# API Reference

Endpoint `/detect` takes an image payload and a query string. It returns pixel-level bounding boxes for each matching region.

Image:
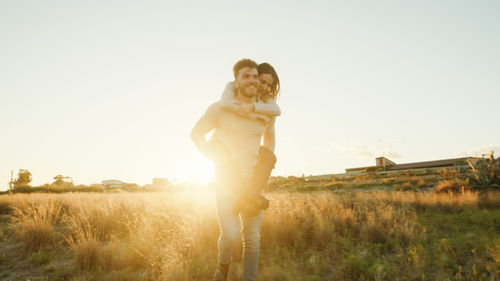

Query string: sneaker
[213,262,230,281]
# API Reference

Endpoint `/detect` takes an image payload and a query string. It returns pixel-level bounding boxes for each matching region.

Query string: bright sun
[178,155,214,184]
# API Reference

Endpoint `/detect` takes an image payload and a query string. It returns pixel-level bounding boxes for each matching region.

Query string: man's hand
[233,101,255,115]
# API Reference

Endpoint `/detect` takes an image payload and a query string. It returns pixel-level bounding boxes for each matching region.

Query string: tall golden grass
[0,190,498,280]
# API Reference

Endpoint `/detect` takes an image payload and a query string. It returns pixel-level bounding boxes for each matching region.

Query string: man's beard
[242,91,255,98]
[240,85,257,98]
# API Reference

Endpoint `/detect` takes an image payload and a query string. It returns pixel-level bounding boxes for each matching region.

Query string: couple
[191,58,281,281]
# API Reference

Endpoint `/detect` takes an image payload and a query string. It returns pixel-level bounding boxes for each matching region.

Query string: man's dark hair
[258,62,280,100]
[233,58,258,79]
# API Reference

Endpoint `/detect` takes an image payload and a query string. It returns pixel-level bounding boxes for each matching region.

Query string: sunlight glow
[176,155,214,184]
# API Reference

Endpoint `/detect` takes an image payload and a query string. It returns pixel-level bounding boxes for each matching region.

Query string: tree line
[4,169,162,194]
[9,169,76,190]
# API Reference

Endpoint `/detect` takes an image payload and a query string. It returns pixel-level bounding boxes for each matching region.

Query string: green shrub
[467,155,500,189]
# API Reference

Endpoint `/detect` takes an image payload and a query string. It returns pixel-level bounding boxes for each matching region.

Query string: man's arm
[220,82,281,117]
[262,118,276,152]
[190,103,226,162]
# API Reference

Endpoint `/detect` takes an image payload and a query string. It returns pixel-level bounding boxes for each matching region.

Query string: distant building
[345,156,482,174]
[101,180,124,188]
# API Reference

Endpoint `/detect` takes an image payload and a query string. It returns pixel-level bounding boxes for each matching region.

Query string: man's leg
[241,211,264,281]
[215,190,241,265]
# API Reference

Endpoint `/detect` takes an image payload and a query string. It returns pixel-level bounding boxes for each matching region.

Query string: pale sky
[1,0,499,189]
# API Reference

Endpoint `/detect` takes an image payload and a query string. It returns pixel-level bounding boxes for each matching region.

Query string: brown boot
[233,147,276,216]
[213,262,230,281]
[240,192,269,217]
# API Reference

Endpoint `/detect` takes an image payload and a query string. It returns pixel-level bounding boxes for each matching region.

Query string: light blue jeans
[215,186,264,281]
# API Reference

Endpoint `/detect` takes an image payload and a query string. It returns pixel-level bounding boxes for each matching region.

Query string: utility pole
[9,170,14,190]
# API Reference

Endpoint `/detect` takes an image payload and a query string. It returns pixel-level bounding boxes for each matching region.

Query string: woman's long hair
[258,63,280,101]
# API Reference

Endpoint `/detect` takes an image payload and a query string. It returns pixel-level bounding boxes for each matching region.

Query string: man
[191,59,272,281]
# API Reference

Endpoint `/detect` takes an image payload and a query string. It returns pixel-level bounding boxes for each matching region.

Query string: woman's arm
[253,97,281,117]
[220,82,281,117]
[220,82,259,119]
[220,82,239,111]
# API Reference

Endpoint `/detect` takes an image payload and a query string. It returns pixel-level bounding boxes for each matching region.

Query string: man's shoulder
[203,101,223,118]
[206,101,222,113]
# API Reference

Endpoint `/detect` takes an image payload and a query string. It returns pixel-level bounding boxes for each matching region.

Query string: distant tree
[14,169,32,188]
[51,175,75,189]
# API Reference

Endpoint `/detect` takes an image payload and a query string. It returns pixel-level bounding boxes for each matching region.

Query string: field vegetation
[269,168,459,192]
[1,157,498,280]
[0,189,498,280]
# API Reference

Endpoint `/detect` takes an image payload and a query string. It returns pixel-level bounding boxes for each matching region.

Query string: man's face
[235,67,258,98]
[258,73,274,96]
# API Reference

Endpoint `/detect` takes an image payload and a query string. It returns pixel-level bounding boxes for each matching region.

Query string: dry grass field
[0,190,499,280]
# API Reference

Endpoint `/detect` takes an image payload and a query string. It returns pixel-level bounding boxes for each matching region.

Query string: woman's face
[258,73,274,96]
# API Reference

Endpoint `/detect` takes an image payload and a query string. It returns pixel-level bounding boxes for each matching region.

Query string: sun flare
[177,155,214,184]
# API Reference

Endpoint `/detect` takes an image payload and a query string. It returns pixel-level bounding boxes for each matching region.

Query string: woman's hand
[233,101,255,115]
[256,114,270,124]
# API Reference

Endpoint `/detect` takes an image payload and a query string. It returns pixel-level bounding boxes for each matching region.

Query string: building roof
[345,166,376,171]
[386,157,470,171]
